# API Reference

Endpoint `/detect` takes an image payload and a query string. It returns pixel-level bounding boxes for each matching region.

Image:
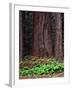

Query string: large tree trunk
[32,12,53,57]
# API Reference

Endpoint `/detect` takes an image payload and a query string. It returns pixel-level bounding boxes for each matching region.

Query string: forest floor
[19,56,64,79]
[19,72,64,79]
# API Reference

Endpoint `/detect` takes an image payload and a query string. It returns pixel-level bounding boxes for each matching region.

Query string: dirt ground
[19,72,64,79]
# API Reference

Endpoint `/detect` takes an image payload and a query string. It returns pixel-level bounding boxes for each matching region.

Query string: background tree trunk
[19,11,23,59]
[38,12,45,56]
[43,13,53,57]
[55,13,63,59]
[32,12,39,56]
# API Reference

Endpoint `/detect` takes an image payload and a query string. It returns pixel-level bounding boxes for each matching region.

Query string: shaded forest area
[19,11,64,79]
[19,11,64,60]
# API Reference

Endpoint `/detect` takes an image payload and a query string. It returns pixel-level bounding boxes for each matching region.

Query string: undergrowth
[19,56,64,77]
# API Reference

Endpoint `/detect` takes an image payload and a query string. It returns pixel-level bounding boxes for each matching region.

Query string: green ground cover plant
[19,56,64,78]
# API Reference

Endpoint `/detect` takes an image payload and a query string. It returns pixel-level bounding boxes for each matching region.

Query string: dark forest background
[19,11,64,61]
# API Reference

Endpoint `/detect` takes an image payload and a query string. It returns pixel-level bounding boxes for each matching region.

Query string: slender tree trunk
[19,11,23,59]
[32,12,39,56]
[55,13,63,59]
[38,12,45,57]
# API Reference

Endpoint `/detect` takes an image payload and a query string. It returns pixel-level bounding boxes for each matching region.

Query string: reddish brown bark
[32,12,53,57]
[38,12,45,56]
[43,13,53,57]
[55,13,63,59]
